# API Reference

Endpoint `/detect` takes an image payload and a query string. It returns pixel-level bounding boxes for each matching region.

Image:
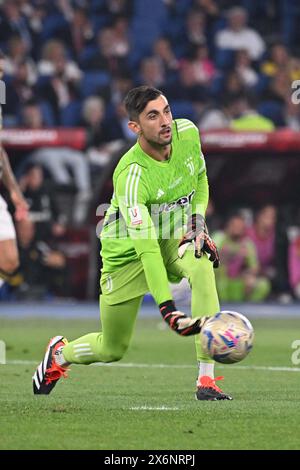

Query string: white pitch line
[129,406,180,411]
[5,360,300,372]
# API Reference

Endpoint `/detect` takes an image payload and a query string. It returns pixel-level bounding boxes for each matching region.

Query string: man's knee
[0,256,19,274]
[188,256,214,282]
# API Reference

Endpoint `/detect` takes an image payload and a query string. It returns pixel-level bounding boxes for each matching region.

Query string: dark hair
[124,86,163,120]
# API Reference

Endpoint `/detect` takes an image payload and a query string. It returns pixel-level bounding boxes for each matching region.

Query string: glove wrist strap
[188,213,205,232]
[159,300,176,319]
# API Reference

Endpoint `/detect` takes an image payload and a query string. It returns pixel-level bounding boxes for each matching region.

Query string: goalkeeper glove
[159,300,208,336]
[178,214,220,268]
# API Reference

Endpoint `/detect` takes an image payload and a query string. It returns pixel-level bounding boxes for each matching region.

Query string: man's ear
[128,120,141,135]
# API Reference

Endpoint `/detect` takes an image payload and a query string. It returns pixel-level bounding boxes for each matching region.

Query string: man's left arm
[191,168,209,218]
[179,164,220,267]
[0,147,29,220]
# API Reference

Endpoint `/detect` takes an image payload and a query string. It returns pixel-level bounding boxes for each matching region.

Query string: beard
[143,131,172,148]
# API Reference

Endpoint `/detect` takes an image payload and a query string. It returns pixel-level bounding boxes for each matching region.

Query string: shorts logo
[106,276,113,293]
[129,205,143,225]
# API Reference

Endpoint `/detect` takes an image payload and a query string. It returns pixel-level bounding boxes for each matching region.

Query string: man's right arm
[116,164,204,336]
[116,164,172,306]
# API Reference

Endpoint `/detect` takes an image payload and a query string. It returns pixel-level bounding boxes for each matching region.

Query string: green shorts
[100,239,182,305]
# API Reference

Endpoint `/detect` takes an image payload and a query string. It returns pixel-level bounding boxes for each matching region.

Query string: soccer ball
[200,311,254,364]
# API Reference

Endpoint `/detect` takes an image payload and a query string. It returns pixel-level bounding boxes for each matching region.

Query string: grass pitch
[0,316,300,450]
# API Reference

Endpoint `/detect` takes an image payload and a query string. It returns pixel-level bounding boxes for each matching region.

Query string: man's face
[27,167,43,190]
[22,105,43,128]
[131,95,173,147]
[229,11,247,31]
[227,217,246,241]
[257,206,277,230]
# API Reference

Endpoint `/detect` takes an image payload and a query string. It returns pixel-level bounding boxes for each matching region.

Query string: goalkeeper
[33,86,232,401]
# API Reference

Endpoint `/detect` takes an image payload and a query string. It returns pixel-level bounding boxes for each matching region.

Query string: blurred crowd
[1,0,300,302]
[173,203,300,304]
[1,0,300,131]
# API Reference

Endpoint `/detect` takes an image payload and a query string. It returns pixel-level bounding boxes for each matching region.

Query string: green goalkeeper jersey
[100,118,209,305]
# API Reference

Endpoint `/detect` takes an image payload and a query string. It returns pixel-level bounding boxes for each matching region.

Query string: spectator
[20,99,45,128]
[215,6,266,61]
[139,57,165,88]
[213,213,271,302]
[153,37,179,75]
[81,96,110,147]
[165,59,207,103]
[198,95,242,130]
[281,0,300,54]
[20,101,92,225]
[288,230,300,300]
[230,93,275,131]
[81,96,129,167]
[193,0,219,16]
[0,0,33,51]
[223,70,246,97]
[261,43,290,77]
[37,39,82,81]
[192,0,220,49]
[16,157,69,298]
[185,9,207,48]
[111,16,130,58]
[261,42,300,83]
[113,102,137,142]
[83,26,128,76]
[104,0,133,19]
[15,216,68,300]
[247,205,277,281]
[59,6,95,60]
[110,73,134,106]
[234,49,258,88]
[189,44,216,86]
[17,0,46,58]
[4,34,36,83]
[263,71,292,106]
[37,39,82,123]
[4,59,37,125]
[19,164,67,241]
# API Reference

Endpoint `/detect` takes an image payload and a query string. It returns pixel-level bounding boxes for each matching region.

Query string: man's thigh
[100,294,144,355]
[100,259,149,305]
[0,204,16,243]
[0,239,19,271]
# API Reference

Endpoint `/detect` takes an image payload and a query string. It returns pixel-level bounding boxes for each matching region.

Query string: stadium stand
[0,0,300,302]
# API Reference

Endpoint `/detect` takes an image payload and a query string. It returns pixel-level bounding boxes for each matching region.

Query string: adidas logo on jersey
[156,189,165,199]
